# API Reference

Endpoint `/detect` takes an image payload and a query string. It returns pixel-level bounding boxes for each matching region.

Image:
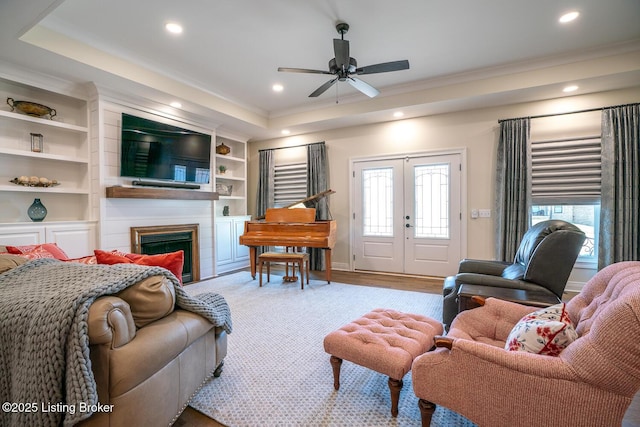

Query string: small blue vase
[28,198,47,222]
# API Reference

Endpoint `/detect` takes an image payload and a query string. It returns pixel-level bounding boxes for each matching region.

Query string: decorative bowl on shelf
[215,143,231,155]
[10,176,60,187]
[216,183,233,196]
[7,98,57,119]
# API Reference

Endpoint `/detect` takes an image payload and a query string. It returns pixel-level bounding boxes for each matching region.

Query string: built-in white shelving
[0,76,91,225]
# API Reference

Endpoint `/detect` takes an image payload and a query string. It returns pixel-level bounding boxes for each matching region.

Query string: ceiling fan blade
[333,39,350,69]
[309,77,339,97]
[347,77,380,98]
[278,67,333,75]
[356,60,410,75]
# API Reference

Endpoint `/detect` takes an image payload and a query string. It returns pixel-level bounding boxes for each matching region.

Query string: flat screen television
[120,113,211,184]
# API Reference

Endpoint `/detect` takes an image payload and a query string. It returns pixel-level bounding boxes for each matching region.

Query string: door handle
[405,223,412,228]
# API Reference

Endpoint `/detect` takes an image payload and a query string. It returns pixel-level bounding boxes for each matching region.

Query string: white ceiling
[1,0,639,140]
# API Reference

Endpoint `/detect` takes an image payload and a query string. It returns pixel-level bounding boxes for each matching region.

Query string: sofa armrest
[88,296,136,348]
[451,297,540,340]
[457,259,511,275]
[454,273,557,293]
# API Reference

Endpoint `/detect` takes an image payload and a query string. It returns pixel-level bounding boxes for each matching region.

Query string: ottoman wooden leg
[388,377,403,417]
[418,399,436,427]
[329,355,342,390]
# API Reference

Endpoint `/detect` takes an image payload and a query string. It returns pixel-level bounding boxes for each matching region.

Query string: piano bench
[258,252,310,289]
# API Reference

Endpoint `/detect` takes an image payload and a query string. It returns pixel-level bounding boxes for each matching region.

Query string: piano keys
[239,205,337,283]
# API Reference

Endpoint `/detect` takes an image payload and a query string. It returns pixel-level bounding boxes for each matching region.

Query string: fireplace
[130,224,200,284]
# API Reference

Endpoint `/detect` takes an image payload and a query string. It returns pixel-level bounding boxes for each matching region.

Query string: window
[530,115,601,263]
[273,162,307,207]
[173,165,186,181]
[362,167,394,236]
[414,163,449,239]
[195,168,210,183]
[531,204,599,259]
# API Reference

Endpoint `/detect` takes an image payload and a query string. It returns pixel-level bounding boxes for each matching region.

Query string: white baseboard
[565,280,586,294]
[331,262,350,271]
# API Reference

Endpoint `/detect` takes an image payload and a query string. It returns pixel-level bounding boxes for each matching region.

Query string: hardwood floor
[175,268,640,426]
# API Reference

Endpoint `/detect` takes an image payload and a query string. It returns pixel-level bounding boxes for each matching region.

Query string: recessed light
[559,11,579,23]
[170,101,182,108]
[272,84,284,92]
[165,22,183,34]
[281,129,291,135]
[563,85,579,93]
[393,111,404,118]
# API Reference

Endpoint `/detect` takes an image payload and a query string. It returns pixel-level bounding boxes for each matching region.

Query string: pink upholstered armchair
[412,261,640,427]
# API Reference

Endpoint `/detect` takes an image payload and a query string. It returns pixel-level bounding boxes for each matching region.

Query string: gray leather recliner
[442,220,586,329]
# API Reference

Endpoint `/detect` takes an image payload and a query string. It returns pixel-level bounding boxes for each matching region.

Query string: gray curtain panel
[256,149,274,219]
[255,149,275,256]
[307,142,329,270]
[599,104,640,268]
[495,118,531,262]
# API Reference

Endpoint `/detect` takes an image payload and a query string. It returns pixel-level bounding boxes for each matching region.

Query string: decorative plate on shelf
[10,176,60,187]
[7,98,57,119]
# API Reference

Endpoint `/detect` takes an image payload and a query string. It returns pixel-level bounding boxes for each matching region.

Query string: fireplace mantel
[106,186,219,201]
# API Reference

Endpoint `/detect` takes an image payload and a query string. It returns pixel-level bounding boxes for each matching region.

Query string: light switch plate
[479,209,491,218]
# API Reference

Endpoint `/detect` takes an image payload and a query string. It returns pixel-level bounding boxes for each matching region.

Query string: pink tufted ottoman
[323,308,443,417]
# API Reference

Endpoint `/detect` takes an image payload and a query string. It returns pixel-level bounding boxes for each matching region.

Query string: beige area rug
[185,271,475,427]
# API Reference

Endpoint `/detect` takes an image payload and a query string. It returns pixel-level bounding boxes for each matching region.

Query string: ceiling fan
[278,22,410,98]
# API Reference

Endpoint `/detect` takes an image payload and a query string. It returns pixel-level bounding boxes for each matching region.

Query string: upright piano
[239,190,337,283]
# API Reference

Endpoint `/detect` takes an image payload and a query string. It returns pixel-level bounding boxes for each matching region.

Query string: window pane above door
[362,167,393,236]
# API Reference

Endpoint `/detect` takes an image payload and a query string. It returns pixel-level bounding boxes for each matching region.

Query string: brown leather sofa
[79,274,228,426]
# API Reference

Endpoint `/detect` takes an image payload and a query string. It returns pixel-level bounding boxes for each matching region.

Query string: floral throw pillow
[64,255,98,265]
[504,303,578,356]
[6,243,69,260]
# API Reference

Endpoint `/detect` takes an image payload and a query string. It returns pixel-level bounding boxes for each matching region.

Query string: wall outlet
[479,209,491,218]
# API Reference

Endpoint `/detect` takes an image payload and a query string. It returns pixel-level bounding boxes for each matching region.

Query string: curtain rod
[498,102,639,123]
[258,141,324,152]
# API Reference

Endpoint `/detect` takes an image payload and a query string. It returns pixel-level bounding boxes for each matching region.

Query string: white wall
[248,86,640,289]
[95,100,217,279]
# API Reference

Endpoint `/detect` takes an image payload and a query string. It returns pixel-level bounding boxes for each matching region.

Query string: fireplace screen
[130,224,200,283]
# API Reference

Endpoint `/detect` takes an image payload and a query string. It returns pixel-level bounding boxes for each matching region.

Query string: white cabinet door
[215,215,251,274]
[215,219,235,265]
[0,222,96,259]
[0,226,45,246]
[45,223,97,258]
[233,218,250,262]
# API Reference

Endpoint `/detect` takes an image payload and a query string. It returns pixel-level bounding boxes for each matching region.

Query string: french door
[353,153,462,277]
